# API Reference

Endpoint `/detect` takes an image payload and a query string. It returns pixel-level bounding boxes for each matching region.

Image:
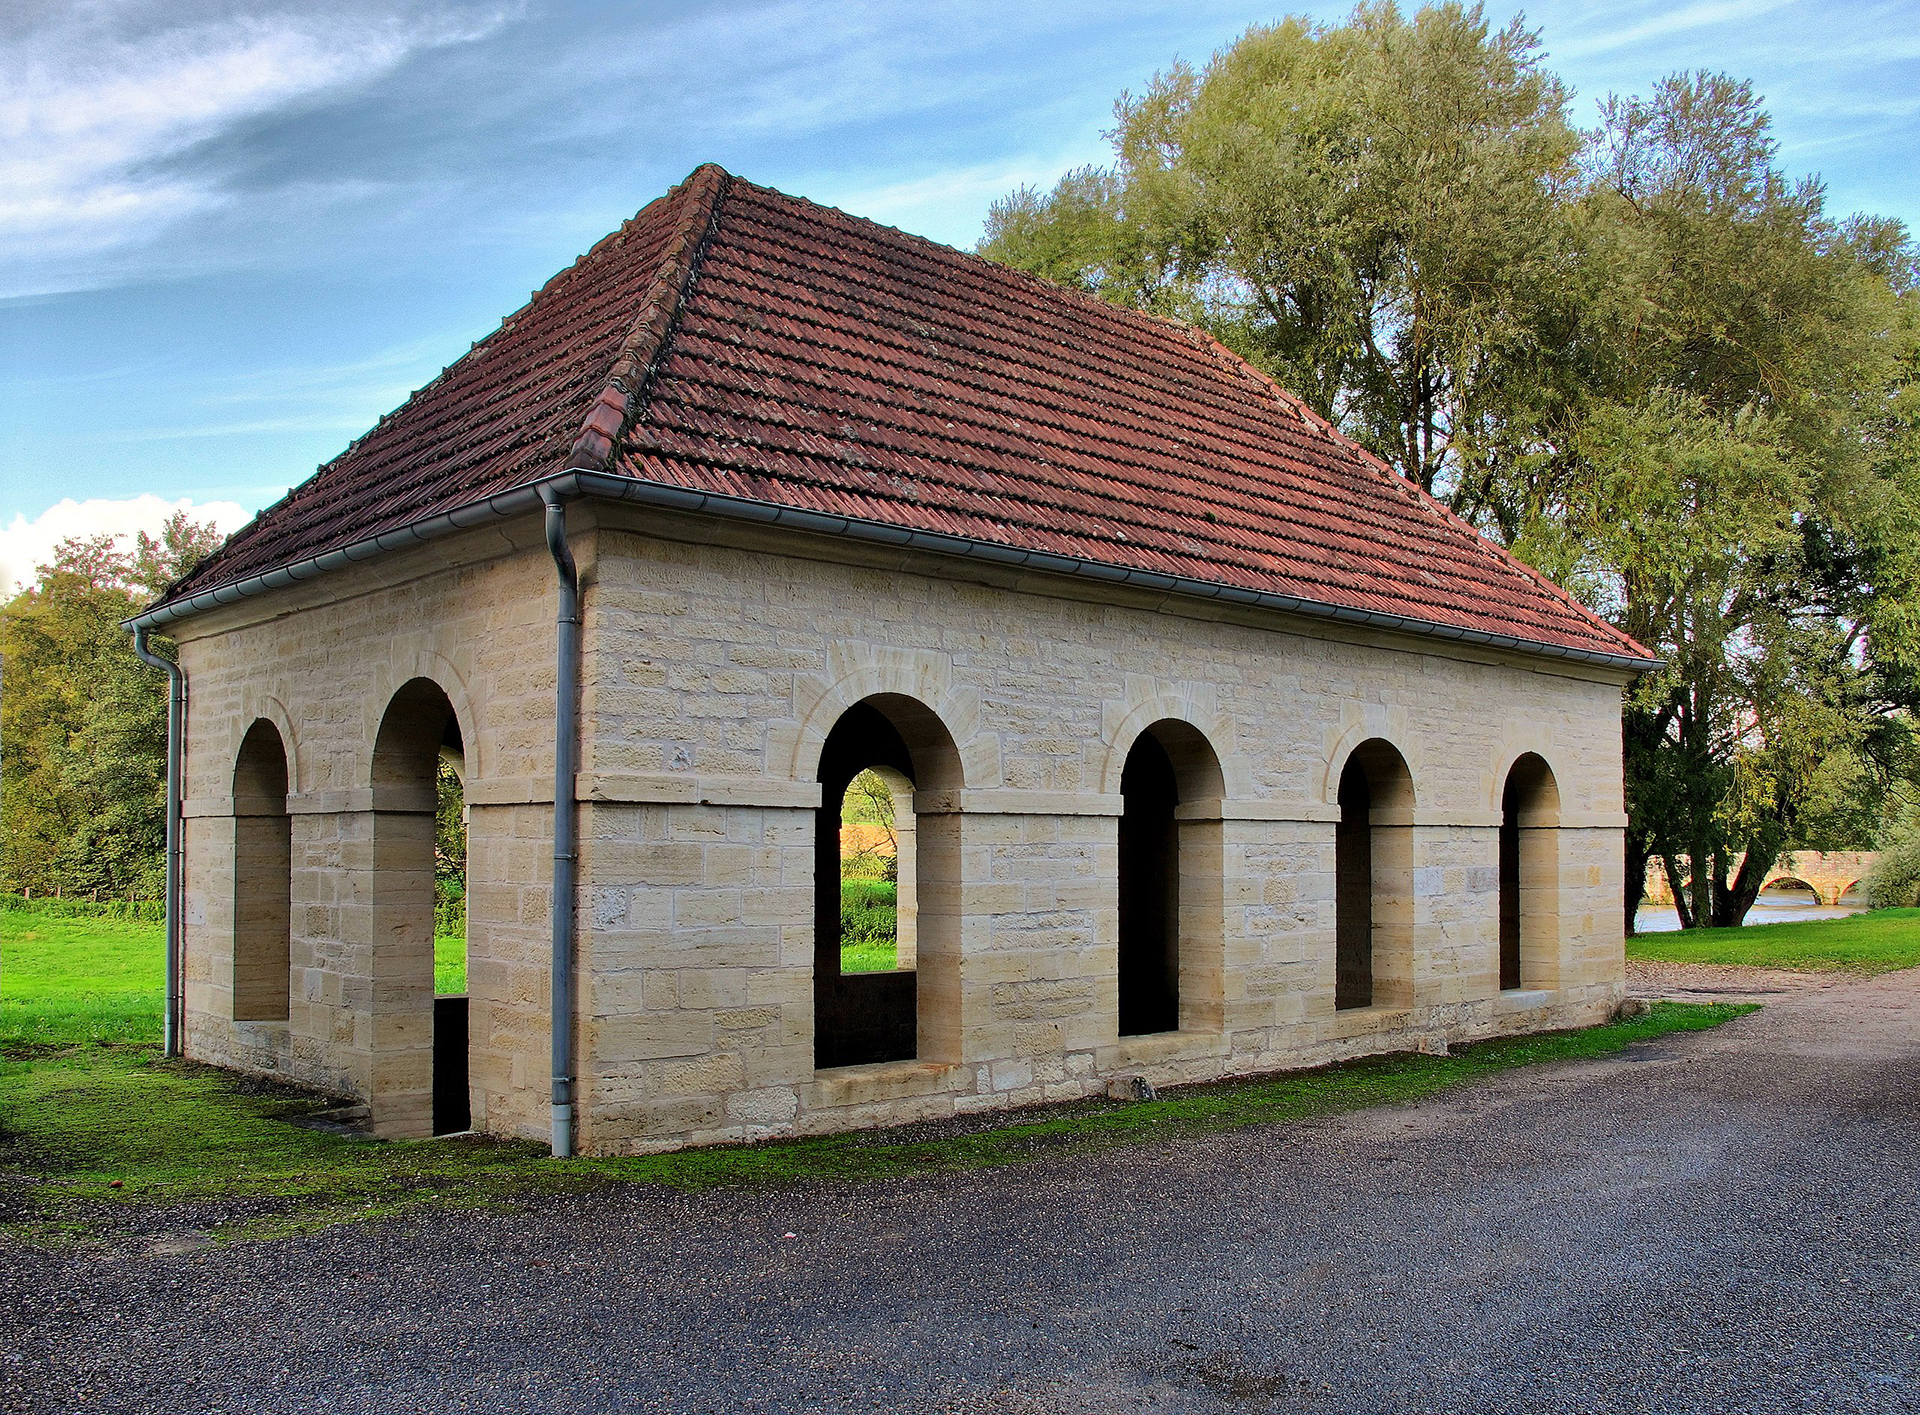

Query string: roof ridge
[564,163,732,472]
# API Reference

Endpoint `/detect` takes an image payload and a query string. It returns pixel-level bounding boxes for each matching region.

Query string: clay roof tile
[157,165,1648,664]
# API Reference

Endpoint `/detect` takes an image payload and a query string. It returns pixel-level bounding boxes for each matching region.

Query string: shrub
[434,879,467,939]
[1,892,164,923]
[1867,832,1920,909]
[840,879,897,945]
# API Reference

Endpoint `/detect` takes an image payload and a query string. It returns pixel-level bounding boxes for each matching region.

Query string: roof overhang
[129,470,1663,674]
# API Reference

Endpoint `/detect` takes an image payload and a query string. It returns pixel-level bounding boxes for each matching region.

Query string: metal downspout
[131,626,185,1058]
[541,487,581,1157]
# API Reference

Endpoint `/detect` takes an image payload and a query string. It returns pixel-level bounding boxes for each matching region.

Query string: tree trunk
[1624,833,1651,936]
[1714,848,1777,928]
[1688,842,1712,930]
[1663,854,1694,930]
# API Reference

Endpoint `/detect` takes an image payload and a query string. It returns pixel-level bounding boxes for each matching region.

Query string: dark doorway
[815,703,919,1069]
[370,678,468,1136]
[1335,758,1374,1010]
[1498,785,1521,991]
[1118,732,1180,1036]
[1498,754,1559,992]
[433,718,469,1133]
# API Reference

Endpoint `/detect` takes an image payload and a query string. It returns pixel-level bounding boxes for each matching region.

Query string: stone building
[132,165,1655,1156]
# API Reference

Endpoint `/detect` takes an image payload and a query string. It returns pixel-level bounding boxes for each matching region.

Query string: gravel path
[4,971,1918,1415]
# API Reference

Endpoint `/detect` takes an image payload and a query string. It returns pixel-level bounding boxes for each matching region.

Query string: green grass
[1,913,469,1052]
[1628,907,1920,974]
[434,936,466,995]
[0,902,1770,1245]
[0,1000,1754,1244]
[1,912,164,1047]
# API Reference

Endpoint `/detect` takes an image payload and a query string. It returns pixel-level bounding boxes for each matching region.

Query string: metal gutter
[129,626,186,1057]
[131,470,1659,672]
[561,471,1663,674]
[126,483,551,632]
[539,486,582,1159]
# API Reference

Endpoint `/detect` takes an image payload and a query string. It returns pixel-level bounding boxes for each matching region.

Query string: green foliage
[0,999,1749,1243]
[982,2,1580,493]
[434,880,467,946]
[1866,800,1920,908]
[435,758,465,888]
[1626,907,1920,973]
[2,893,164,923]
[0,514,222,898]
[839,879,898,973]
[982,8,1920,931]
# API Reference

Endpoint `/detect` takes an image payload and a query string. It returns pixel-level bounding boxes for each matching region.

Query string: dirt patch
[1626,957,1845,1003]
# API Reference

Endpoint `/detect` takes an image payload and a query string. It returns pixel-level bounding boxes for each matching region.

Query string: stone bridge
[1643,851,1877,908]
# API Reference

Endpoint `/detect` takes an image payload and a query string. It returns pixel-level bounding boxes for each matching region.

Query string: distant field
[1627,907,1920,974]
[1,907,466,1048]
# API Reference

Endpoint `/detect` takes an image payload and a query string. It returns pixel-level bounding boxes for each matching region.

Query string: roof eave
[129,469,1660,672]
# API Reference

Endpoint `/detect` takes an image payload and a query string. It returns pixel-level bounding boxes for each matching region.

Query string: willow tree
[982,1,1581,497]
[982,8,1920,930]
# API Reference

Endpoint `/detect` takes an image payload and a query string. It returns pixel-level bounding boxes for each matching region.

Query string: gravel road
[4,969,1917,1415]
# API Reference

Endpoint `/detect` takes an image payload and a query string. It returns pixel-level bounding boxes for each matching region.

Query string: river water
[1633,888,1865,934]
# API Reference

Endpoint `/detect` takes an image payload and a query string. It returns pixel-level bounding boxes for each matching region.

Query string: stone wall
[173,523,563,1142]
[565,507,1631,1153]
[169,504,1631,1153]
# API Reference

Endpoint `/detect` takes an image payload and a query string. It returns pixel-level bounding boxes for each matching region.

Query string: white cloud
[0,494,250,595]
[1549,0,1798,59]
[0,2,518,295]
[816,140,1112,249]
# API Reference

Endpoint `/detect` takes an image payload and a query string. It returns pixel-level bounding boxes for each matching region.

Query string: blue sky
[3,0,1916,588]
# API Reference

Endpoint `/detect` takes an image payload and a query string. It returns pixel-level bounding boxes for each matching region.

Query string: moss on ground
[1627,907,1920,974]
[0,1001,1754,1244]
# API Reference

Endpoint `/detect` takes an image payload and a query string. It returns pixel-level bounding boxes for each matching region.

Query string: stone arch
[1117,718,1227,1038]
[235,691,303,796]
[812,694,966,1070]
[1100,694,1240,800]
[362,649,481,789]
[1759,876,1818,900]
[1486,744,1564,822]
[1499,752,1561,992]
[1839,879,1866,905]
[230,718,291,1023]
[785,651,988,793]
[1335,738,1416,1010]
[1320,718,1421,813]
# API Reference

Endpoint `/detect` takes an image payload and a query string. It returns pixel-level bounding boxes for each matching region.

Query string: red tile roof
[159,165,1650,665]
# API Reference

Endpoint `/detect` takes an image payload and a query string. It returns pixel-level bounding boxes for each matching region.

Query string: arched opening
[1839,880,1866,906]
[814,696,961,1070]
[1759,877,1818,904]
[231,719,291,1022]
[1335,740,1415,1011]
[1116,720,1226,1037]
[1499,753,1561,991]
[371,678,468,1135]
